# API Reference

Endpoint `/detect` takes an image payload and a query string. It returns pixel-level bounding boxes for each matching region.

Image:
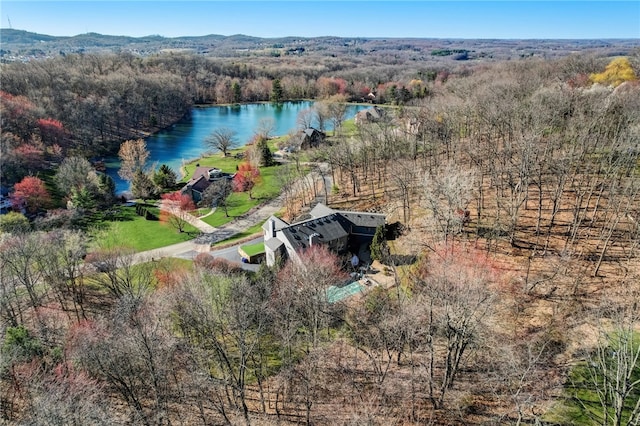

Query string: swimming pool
[326,281,365,304]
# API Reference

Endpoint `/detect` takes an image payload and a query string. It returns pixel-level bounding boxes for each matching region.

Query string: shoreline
[112,100,369,191]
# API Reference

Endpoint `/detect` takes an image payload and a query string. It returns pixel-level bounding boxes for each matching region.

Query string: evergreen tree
[370,225,389,263]
[153,164,178,192]
[97,173,116,207]
[131,170,158,200]
[70,186,97,211]
[232,81,242,103]
[270,79,283,103]
[256,137,275,166]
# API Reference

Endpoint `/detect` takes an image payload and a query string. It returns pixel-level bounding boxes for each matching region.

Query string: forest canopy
[1,38,640,424]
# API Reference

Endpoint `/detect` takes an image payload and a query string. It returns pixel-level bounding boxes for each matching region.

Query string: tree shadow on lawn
[81,205,138,231]
[218,196,249,219]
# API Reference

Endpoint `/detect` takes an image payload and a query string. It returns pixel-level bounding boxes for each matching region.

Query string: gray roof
[268,204,386,256]
[265,237,285,251]
[309,203,336,218]
[281,215,349,251]
[310,203,386,228]
[303,127,324,137]
[262,215,290,233]
[337,211,386,229]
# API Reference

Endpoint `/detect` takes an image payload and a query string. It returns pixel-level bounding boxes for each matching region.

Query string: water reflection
[106,101,369,193]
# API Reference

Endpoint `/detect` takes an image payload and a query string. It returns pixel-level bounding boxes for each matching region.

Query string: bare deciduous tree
[413,245,497,409]
[84,246,154,300]
[255,118,276,139]
[205,127,238,157]
[21,363,114,426]
[37,229,88,321]
[70,296,181,425]
[296,108,315,131]
[422,163,476,247]
[0,233,47,320]
[118,138,149,182]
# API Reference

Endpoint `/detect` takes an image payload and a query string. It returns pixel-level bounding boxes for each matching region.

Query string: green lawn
[340,118,358,136]
[201,164,282,227]
[240,241,265,256]
[546,336,640,425]
[192,207,212,217]
[181,151,244,180]
[212,223,265,247]
[91,205,198,252]
[268,135,288,150]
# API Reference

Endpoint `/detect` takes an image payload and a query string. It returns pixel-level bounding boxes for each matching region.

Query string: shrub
[33,208,82,231]
[2,325,43,361]
[194,253,243,275]
[0,211,31,234]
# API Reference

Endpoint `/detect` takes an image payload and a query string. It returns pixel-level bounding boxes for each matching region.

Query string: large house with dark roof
[263,203,386,267]
[181,166,234,204]
[354,106,386,125]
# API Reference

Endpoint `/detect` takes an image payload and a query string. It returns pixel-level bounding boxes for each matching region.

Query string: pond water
[105,101,370,194]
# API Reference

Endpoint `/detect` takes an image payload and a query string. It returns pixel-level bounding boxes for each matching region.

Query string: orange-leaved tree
[160,191,196,233]
[233,162,261,199]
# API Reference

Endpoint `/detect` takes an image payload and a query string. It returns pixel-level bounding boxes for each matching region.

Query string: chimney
[309,232,319,247]
[269,219,276,239]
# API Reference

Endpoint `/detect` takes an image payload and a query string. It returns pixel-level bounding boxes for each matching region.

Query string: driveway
[134,165,331,271]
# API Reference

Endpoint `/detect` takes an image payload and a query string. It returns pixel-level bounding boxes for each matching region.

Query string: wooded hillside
[1,37,640,424]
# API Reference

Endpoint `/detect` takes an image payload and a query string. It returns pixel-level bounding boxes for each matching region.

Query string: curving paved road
[134,163,331,270]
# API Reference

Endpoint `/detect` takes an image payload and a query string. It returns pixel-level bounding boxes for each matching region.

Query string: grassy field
[180,136,288,180]
[200,164,282,227]
[90,205,198,252]
[340,118,358,136]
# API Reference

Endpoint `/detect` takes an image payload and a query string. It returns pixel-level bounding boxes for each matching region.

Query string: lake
[105,101,370,194]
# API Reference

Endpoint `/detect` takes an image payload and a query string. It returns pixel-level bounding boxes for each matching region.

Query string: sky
[1,1,638,39]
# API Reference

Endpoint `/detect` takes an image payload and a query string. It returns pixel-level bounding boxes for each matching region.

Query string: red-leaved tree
[37,118,69,150]
[233,162,261,199]
[160,192,196,233]
[0,91,39,140]
[11,176,52,214]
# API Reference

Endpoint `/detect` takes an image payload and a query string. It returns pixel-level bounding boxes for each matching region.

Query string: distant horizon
[2,27,639,41]
[1,1,638,40]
